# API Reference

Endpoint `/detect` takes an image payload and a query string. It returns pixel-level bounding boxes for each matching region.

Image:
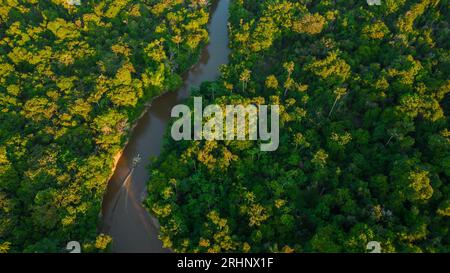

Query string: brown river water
[100,0,230,253]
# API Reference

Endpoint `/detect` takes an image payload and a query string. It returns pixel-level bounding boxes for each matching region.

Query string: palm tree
[328,87,347,117]
[283,61,295,96]
[240,69,251,92]
[172,35,182,54]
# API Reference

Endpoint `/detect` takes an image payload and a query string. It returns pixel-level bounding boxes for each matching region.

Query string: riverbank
[100,0,230,252]
[101,0,219,218]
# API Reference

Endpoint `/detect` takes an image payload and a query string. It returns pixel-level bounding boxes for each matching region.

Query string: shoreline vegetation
[0,0,448,254]
[106,41,212,195]
[0,0,213,253]
[146,0,449,253]
[103,0,222,251]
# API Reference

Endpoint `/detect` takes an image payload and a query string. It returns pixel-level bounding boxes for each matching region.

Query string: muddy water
[100,0,230,253]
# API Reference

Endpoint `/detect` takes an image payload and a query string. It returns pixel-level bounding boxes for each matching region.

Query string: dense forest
[146,0,450,252]
[0,0,449,253]
[0,0,211,252]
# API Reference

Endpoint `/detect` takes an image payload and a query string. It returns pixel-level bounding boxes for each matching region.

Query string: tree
[328,87,348,117]
[239,69,251,93]
[404,170,434,202]
[0,0,213,253]
[265,75,279,90]
[293,13,326,35]
[146,0,449,254]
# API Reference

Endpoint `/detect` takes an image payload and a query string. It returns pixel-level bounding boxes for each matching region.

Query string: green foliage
[0,0,211,252]
[147,0,449,253]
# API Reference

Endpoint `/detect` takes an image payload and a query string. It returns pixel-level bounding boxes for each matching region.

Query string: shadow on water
[100,0,230,253]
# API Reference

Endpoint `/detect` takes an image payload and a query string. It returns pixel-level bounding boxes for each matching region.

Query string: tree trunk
[328,97,339,117]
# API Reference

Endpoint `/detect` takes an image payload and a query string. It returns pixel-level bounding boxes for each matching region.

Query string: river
[100,0,230,253]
